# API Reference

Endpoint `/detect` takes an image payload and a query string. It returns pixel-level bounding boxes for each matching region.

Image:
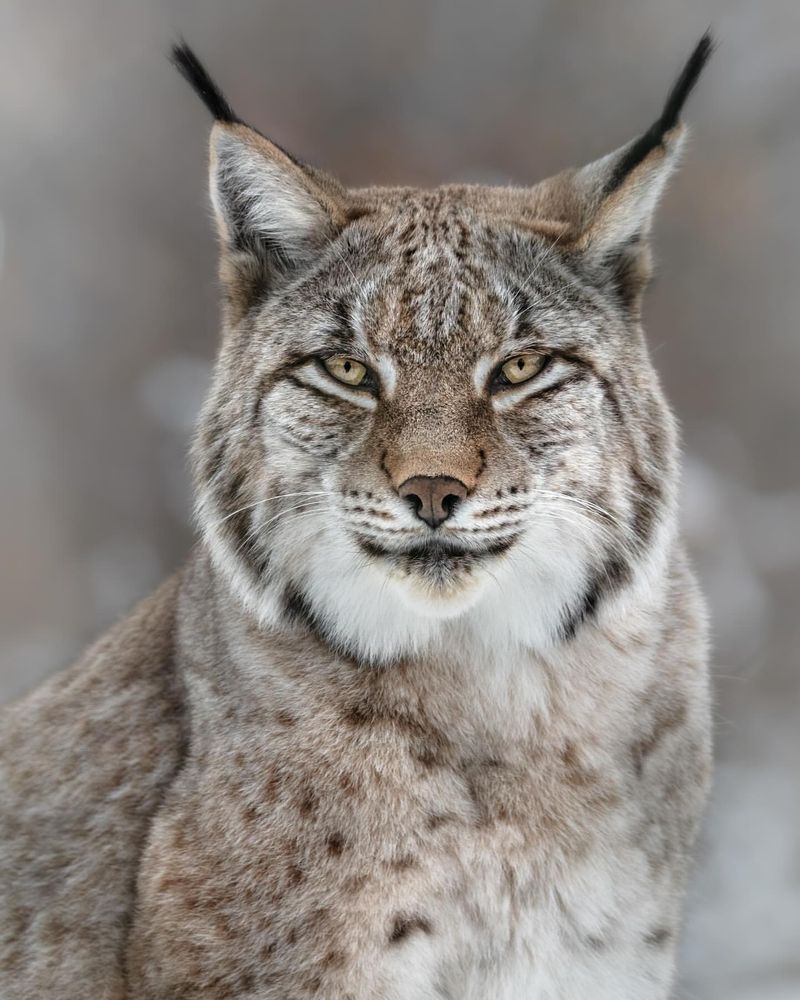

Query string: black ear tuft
[170,40,240,124]
[658,31,715,133]
[607,31,714,193]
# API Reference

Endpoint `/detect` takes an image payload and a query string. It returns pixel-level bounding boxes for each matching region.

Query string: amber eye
[497,353,547,386]
[323,356,368,387]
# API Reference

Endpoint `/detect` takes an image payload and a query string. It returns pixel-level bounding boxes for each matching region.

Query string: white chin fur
[204,498,608,665]
[387,570,489,620]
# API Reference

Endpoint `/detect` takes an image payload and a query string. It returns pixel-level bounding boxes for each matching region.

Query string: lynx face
[178,40,709,662]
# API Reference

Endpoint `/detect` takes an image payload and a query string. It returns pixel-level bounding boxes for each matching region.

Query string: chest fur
[129,689,653,999]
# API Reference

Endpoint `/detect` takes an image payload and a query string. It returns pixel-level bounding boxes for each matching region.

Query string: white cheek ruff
[197,457,658,667]
[282,508,600,663]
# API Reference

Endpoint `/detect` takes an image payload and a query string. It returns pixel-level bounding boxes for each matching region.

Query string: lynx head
[174,36,712,663]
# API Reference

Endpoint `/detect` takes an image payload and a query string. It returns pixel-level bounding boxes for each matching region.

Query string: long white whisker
[530,507,640,564]
[530,490,623,527]
[518,230,567,290]
[232,503,331,560]
[329,238,369,300]
[539,500,641,559]
[209,491,335,529]
[254,499,332,533]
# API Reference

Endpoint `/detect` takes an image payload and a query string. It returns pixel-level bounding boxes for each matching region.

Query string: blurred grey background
[1,1,798,996]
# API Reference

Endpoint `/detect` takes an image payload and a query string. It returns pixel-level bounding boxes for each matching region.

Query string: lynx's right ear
[523,33,713,312]
[171,43,349,321]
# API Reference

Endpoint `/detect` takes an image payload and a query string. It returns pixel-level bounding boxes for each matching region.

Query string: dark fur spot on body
[287,863,305,885]
[559,742,596,788]
[644,926,673,947]
[323,948,346,970]
[342,699,378,727]
[241,802,259,824]
[297,788,318,816]
[389,914,433,944]
[237,972,256,992]
[389,853,418,870]
[344,695,454,772]
[411,739,447,768]
[326,832,346,855]
[632,695,689,776]
[426,812,452,831]
[261,770,282,801]
[259,940,277,961]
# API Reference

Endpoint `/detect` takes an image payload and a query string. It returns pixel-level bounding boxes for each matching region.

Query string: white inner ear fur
[575,126,687,257]
[209,124,332,261]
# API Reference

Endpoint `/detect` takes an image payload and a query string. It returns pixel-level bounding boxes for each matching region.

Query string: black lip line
[356,534,520,561]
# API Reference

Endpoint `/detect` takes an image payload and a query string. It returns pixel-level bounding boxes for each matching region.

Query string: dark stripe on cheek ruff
[556,350,625,426]
[280,583,337,652]
[560,556,630,641]
[629,466,664,546]
[215,471,252,555]
[282,584,317,629]
[211,472,272,583]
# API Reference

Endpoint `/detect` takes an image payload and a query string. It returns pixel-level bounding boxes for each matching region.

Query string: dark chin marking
[560,556,630,641]
[356,536,518,563]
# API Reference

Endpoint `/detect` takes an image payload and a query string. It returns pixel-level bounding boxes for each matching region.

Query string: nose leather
[398,475,468,528]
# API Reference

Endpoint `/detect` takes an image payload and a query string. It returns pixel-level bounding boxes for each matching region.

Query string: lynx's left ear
[530,33,714,309]
[171,42,351,322]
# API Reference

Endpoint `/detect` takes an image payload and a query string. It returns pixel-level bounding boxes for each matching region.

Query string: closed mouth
[355,534,519,571]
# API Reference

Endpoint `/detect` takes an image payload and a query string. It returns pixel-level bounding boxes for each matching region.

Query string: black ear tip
[659,30,715,133]
[692,27,717,66]
[169,38,240,125]
[603,31,714,195]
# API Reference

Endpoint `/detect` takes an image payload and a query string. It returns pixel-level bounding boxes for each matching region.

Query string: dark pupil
[344,361,352,373]
[516,359,525,370]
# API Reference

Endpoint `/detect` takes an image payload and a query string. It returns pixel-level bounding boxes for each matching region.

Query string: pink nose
[397,475,468,528]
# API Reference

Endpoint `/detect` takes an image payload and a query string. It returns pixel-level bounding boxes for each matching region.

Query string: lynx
[0,34,714,1000]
